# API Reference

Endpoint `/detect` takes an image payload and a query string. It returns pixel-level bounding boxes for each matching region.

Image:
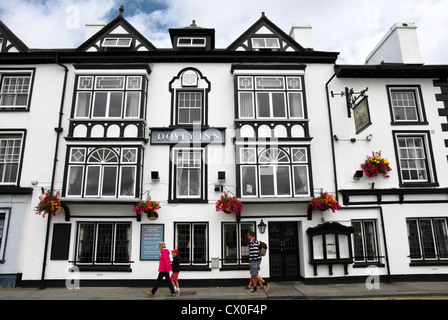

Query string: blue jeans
[151,272,175,294]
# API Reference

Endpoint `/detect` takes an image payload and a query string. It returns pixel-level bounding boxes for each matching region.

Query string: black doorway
[268,222,300,281]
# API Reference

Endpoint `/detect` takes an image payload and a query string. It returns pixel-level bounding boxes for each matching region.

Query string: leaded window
[73,75,144,119]
[352,220,380,263]
[406,218,448,262]
[76,222,131,265]
[222,222,255,266]
[236,75,304,119]
[238,146,310,198]
[65,147,139,198]
[175,222,208,266]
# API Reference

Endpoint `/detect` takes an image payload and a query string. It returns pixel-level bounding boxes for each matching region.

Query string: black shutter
[50,224,71,260]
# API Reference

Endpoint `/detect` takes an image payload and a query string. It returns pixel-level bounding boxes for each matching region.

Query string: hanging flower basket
[133,199,161,219]
[216,192,243,216]
[35,190,62,217]
[309,190,341,213]
[361,151,392,178]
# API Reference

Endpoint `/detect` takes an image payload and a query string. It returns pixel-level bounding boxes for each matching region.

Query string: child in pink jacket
[146,242,176,297]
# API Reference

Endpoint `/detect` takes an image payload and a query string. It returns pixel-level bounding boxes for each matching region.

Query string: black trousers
[151,272,175,294]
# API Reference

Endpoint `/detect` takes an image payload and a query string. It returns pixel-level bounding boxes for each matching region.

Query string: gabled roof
[77,11,156,52]
[227,12,307,52]
[0,20,29,53]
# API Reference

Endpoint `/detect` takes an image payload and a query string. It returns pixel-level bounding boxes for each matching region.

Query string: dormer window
[102,37,132,48]
[252,38,280,51]
[177,37,206,48]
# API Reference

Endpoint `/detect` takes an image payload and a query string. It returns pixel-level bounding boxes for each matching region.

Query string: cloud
[0,0,447,64]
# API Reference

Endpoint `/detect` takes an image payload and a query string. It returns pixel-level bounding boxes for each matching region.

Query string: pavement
[0,280,448,300]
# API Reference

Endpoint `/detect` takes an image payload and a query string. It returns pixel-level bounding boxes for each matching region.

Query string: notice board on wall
[140,224,164,260]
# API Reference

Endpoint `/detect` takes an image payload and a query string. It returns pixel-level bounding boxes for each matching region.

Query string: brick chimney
[365,22,423,65]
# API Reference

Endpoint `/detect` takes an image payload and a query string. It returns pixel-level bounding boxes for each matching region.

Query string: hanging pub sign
[353,96,372,134]
[150,127,225,145]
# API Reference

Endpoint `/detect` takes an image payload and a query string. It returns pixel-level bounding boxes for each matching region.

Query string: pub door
[268,222,300,281]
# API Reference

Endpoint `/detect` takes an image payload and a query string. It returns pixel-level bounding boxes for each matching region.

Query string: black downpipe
[325,72,338,201]
[40,54,68,289]
[379,207,392,282]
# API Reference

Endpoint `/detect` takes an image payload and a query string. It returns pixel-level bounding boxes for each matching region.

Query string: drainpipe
[40,53,68,289]
[379,207,392,282]
[325,72,338,201]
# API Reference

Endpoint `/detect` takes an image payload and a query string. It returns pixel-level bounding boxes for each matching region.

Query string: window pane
[223,224,238,264]
[120,167,135,196]
[108,92,123,117]
[239,92,254,118]
[364,221,377,261]
[177,168,189,196]
[326,234,337,259]
[352,221,364,261]
[420,220,436,259]
[434,219,448,259]
[75,92,91,117]
[407,219,422,259]
[259,166,275,196]
[77,224,95,263]
[96,224,113,263]
[102,166,117,196]
[67,166,83,196]
[125,92,140,118]
[272,93,286,117]
[176,224,191,263]
[193,224,207,264]
[189,169,201,196]
[289,92,303,118]
[256,92,270,117]
[276,166,290,195]
[339,234,349,259]
[93,92,107,117]
[114,224,131,263]
[241,166,257,196]
[85,166,100,196]
[293,165,308,195]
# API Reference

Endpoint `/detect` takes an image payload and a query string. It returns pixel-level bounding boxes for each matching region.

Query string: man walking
[247,231,270,293]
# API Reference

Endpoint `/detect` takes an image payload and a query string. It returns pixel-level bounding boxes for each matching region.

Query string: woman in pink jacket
[146,242,176,297]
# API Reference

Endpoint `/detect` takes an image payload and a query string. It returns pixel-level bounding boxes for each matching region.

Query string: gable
[0,20,29,53]
[227,13,305,52]
[77,15,156,52]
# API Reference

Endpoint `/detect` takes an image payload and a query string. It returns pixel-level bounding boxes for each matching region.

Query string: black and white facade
[1,10,448,287]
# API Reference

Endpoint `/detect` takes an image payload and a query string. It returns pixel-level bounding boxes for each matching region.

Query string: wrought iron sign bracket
[331,87,368,118]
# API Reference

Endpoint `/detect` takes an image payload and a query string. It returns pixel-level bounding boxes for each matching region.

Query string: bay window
[65,146,140,198]
[238,146,310,198]
[73,75,144,119]
[236,75,305,120]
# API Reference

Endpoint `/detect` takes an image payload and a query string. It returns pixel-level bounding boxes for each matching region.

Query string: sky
[1,0,448,64]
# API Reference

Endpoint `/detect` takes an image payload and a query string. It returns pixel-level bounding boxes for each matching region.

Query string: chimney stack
[289,23,313,49]
[365,22,423,65]
[85,21,106,41]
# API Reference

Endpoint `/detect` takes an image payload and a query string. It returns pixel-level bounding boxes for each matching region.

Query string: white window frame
[0,73,32,109]
[251,38,280,50]
[0,133,24,185]
[177,37,206,47]
[174,149,202,199]
[388,86,425,123]
[102,38,132,48]
[394,133,434,184]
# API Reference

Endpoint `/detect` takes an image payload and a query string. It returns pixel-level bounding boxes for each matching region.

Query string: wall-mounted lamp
[215,171,226,192]
[151,171,160,183]
[353,170,364,181]
[258,219,267,234]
